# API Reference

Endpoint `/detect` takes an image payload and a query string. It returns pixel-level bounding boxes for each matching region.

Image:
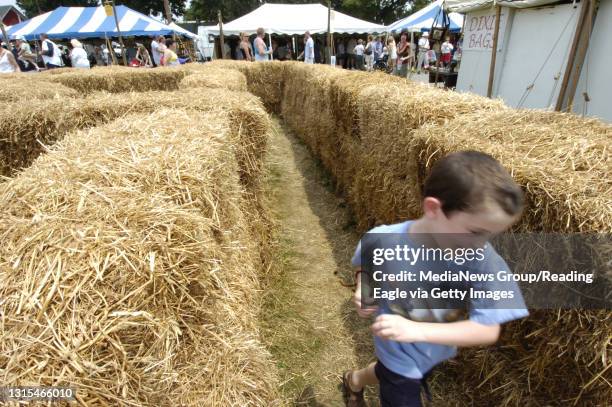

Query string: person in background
[254,27,270,62]
[39,33,63,69]
[347,37,356,69]
[364,35,373,71]
[396,31,410,77]
[416,31,430,74]
[314,37,322,63]
[303,31,314,64]
[239,32,253,61]
[387,36,397,74]
[337,39,345,68]
[150,35,163,67]
[441,36,454,68]
[0,45,20,73]
[15,35,39,72]
[373,35,383,64]
[354,38,365,71]
[70,39,90,69]
[162,39,180,67]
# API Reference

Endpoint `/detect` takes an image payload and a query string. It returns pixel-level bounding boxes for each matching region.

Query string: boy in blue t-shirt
[342,151,529,407]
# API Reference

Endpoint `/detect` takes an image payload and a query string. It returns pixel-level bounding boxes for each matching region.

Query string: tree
[121,0,186,20]
[17,0,186,20]
[17,0,97,18]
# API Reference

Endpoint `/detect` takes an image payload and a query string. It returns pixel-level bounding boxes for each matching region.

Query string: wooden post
[110,0,127,66]
[566,0,595,111]
[327,1,332,64]
[555,0,591,111]
[486,5,502,98]
[218,10,224,59]
[0,23,9,45]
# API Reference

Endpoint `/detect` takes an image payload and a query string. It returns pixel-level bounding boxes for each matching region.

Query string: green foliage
[17,0,186,20]
[17,0,97,18]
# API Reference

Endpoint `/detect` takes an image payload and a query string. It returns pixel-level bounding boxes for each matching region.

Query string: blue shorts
[375,361,427,407]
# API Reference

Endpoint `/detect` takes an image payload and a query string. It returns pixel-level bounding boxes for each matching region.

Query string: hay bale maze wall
[0,66,280,405]
[209,61,611,405]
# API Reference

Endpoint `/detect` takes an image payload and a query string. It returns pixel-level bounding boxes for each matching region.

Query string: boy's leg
[348,361,378,391]
[375,362,422,407]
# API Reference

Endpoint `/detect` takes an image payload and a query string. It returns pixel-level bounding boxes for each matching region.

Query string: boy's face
[424,198,519,248]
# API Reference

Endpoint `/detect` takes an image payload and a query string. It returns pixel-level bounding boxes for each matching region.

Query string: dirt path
[260,118,376,406]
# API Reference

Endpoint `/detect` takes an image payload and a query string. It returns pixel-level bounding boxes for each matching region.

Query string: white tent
[206,3,385,36]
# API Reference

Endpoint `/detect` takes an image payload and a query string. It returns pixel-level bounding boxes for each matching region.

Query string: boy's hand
[371,314,426,343]
[353,286,378,318]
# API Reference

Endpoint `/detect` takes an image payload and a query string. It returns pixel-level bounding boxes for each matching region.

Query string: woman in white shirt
[0,46,19,73]
[70,39,90,69]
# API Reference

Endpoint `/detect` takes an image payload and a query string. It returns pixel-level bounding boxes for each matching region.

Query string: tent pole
[110,0,127,66]
[327,0,332,64]
[0,23,9,45]
[486,5,501,98]
[555,0,591,111]
[218,10,224,59]
[268,32,273,60]
[566,0,596,111]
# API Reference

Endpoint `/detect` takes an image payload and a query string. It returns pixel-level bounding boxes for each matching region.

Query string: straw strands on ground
[211,61,612,405]
[0,108,281,405]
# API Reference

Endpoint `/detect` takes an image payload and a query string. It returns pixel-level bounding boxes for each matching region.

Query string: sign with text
[464,9,509,51]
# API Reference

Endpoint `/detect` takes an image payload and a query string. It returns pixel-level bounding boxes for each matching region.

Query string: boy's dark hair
[423,151,524,216]
[166,39,175,48]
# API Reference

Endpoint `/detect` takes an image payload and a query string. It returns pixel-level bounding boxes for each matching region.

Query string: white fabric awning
[447,0,565,13]
[206,3,385,36]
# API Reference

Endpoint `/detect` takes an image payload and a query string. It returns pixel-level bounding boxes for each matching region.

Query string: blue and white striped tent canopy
[388,0,464,33]
[7,5,180,40]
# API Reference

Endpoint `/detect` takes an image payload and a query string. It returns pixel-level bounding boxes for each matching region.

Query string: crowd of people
[221,28,461,78]
[0,32,193,74]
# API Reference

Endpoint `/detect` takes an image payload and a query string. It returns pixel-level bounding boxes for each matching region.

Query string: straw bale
[0,79,78,102]
[410,109,612,233]
[49,66,188,94]
[179,69,247,92]
[0,108,281,405]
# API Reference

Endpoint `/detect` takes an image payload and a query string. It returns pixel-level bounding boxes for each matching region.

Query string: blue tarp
[7,5,181,40]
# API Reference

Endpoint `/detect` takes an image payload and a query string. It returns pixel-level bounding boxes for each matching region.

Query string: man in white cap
[70,39,90,69]
[416,31,430,74]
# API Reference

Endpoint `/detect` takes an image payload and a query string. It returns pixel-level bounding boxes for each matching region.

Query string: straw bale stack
[49,66,188,94]
[1,88,269,184]
[0,108,281,405]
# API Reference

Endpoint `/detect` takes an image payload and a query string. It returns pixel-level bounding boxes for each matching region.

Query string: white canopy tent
[205,3,385,36]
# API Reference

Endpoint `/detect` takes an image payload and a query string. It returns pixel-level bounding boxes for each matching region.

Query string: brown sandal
[342,370,366,407]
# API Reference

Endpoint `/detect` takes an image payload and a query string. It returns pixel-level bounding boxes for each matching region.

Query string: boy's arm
[371,314,500,347]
